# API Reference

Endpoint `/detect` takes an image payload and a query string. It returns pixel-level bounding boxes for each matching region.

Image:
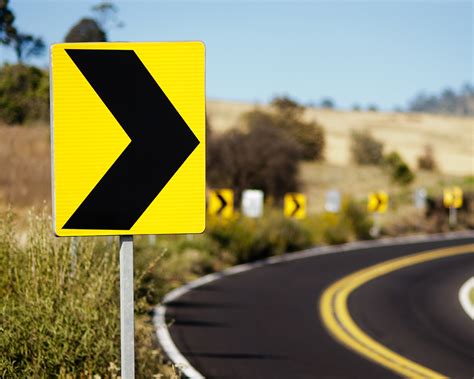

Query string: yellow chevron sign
[368,191,388,213]
[284,193,306,219]
[208,189,234,219]
[443,186,463,209]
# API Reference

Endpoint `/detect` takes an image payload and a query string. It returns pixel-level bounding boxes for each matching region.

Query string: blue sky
[1,1,472,110]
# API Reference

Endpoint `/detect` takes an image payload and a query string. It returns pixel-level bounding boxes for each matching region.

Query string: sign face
[325,190,341,213]
[51,42,205,236]
[241,189,264,218]
[443,186,463,208]
[414,188,427,209]
[284,193,306,219]
[208,189,234,219]
[368,191,388,213]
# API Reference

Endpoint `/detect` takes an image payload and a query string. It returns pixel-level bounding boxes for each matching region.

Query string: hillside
[0,101,472,216]
[208,99,473,176]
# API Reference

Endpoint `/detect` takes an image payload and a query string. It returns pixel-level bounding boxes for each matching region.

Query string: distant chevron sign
[368,191,389,213]
[208,189,234,219]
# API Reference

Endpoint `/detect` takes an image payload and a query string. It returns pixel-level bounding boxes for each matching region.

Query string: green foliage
[0,211,178,378]
[350,129,384,165]
[303,197,373,244]
[0,0,16,45]
[0,63,49,124]
[0,212,120,377]
[384,151,415,186]
[207,212,313,264]
[341,197,373,239]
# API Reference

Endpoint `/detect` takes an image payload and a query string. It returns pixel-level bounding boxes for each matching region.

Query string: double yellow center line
[319,244,474,378]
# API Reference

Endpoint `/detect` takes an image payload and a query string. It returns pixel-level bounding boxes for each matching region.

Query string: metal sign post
[119,236,135,379]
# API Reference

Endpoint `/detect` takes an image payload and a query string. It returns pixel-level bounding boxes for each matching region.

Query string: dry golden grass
[0,123,51,211]
[208,100,474,176]
[299,161,462,214]
[0,101,472,216]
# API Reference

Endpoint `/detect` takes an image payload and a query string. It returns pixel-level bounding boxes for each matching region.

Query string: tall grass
[0,210,178,378]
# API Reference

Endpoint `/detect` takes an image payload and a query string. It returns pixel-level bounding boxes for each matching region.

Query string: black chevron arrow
[62,49,200,230]
[291,194,301,217]
[216,192,228,215]
[374,194,382,211]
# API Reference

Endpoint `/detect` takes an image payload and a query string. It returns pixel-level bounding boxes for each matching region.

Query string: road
[162,235,474,378]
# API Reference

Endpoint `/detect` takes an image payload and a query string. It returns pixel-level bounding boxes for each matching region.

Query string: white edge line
[153,230,474,378]
[458,276,474,320]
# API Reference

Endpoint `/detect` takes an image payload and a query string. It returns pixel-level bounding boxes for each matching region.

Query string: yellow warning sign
[368,191,389,213]
[443,187,463,209]
[50,42,206,236]
[208,189,234,219]
[284,193,306,219]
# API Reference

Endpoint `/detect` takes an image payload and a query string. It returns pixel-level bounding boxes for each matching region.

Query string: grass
[208,99,474,176]
[0,209,179,378]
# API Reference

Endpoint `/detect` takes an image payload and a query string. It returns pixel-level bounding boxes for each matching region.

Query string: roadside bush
[417,144,437,171]
[0,63,49,125]
[341,197,373,239]
[0,211,178,378]
[350,129,384,165]
[206,212,313,264]
[384,151,415,186]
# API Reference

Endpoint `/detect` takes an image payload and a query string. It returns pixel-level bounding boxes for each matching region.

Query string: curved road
[162,235,474,378]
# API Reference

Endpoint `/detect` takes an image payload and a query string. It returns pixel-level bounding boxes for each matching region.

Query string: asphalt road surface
[165,236,474,378]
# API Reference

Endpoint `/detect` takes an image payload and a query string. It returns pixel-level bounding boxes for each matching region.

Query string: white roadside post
[241,189,264,218]
[120,236,135,379]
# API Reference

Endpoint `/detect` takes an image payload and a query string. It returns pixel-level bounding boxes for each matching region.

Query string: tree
[350,129,384,165]
[0,0,45,62]
[11,33,45,63]
[0,0,15,45]
[92,2,124,31]
[246,95,326,161]
[320,98,335,109]
[207,123,302,202]
[65,18,106,42]
[64,2,124,43]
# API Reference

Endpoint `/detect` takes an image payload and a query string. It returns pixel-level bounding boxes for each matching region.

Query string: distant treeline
[407,84,474,116]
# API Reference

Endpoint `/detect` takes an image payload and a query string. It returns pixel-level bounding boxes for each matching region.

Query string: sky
[1,0,472,110]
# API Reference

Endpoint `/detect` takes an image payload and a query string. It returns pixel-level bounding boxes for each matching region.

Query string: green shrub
[384,151,415,186]
[341,197,373,240]
[0,63,49,124]
[0,211,178,378]
[350,129,384,165]
[0,212,120,377]
[206,213,313,264]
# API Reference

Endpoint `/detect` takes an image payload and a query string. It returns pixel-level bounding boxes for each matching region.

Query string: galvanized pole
[120,236,135,378]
